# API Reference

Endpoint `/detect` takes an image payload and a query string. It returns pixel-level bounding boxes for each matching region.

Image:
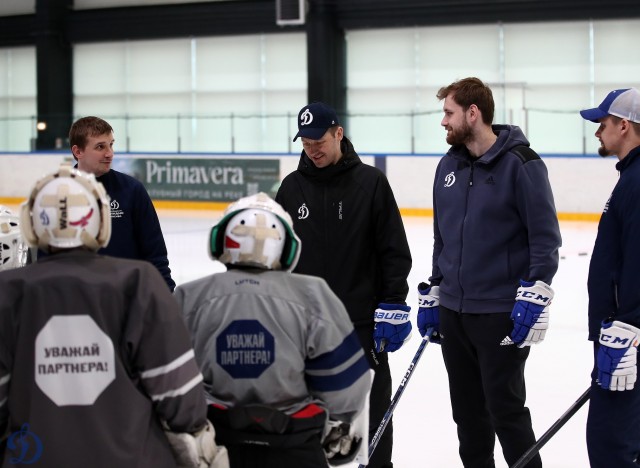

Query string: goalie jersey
[0,250,206,468]
[174,268,371,421]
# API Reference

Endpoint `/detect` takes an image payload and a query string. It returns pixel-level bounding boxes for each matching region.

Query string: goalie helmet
[20,164,112,253]
[0,205,27,270]
[209,192,301,271]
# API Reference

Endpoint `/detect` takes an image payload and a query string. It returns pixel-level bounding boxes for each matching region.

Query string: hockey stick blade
[357,328,434,468]
[510,387,590,468]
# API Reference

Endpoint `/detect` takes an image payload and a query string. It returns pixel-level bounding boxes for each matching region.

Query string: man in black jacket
[276,102,412,468]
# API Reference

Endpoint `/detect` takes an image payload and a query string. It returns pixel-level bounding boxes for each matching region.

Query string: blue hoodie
[430,125,561,314]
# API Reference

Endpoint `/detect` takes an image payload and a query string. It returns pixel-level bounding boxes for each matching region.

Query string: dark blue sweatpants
[587,343,640,467]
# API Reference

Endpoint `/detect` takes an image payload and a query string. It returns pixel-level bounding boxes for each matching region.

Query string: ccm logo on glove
[600,333,639,347]
[515,288,552,304]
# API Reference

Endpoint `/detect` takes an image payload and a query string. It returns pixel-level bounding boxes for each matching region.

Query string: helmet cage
[0,206,27,270]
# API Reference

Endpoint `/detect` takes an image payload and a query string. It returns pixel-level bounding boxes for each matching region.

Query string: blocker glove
[510,280,554,348]
[373,303,412,353]
[417,283,441,343]
[597,320,640,391]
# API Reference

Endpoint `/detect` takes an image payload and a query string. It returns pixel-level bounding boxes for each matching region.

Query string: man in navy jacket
[69,116,175,291]
[418,77,561,468]
[580,87,640,468]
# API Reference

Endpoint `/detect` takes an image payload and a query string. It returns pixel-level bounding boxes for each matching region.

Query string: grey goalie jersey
[0,250,206,468]
[174,268,371,420]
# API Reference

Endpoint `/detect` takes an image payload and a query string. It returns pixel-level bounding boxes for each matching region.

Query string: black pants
[440,306,540,468]
[356,325,394,468]
[224,434,327,468]
[208,404,328,468]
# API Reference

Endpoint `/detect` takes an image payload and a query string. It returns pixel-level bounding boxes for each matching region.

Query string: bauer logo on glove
[373,303,412,353]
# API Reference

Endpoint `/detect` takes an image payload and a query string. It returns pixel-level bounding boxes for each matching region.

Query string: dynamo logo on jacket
[444,172,456,187]
[298,203,309,219]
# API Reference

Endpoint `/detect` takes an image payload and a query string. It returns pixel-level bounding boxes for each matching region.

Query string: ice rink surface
[161,210,598,468]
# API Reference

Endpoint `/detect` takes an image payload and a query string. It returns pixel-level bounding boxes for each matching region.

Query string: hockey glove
[417,283,441,343]
[164,420,230,468]
[322,419,361,465]
[597,320,640,391]
[510,280,553,348]
[373,303,412,353]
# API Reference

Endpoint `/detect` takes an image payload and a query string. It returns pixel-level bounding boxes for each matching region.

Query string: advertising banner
[112,157,280,201]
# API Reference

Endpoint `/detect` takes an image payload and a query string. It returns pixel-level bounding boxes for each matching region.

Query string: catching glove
[510,280,553,348]
[417,283,440,343]
[597,320,640,391]
[373,303,412,353]
[164,420,230,468]
[323,420,361,465]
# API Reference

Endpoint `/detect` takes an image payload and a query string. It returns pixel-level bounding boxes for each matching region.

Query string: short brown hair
[437,77,495,125]
[69,116,113,150]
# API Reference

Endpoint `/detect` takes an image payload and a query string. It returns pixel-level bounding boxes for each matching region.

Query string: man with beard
[580,88,640,468]
[416,77,561,468]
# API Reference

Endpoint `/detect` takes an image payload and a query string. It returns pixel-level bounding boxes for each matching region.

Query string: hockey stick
[510,387,590,468]
[357,328,434,468]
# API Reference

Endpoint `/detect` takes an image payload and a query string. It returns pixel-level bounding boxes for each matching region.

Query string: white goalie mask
[209,192,301,271]
[0,205,27,270]
[20,164,112,253]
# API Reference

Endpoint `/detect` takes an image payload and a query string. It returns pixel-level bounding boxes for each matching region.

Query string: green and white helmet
[209,192,301,271]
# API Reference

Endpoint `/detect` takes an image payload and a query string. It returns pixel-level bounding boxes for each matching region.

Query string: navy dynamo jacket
[587,145,640,341]
[430,124,562,314]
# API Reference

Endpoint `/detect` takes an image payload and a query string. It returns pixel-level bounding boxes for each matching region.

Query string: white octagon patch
[35,315,115,406]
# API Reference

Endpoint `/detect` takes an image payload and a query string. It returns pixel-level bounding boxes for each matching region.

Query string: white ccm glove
[510,280,554,347]
[164,420,230,468]
[597,320,640,391]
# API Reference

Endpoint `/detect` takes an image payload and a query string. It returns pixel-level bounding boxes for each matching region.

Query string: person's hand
[597,320,640,391]
[373,303,412,352]
[417,283,440,343]
[510,280,553,347]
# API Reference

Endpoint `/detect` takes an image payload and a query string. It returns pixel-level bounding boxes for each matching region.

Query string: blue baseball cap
[580,88,640,123]
[293,102,340,141]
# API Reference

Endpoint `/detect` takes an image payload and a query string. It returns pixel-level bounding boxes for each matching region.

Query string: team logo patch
[300,109,313,126]
[217,320,275,378]
[298,203,309,220]
[444,172,456,187]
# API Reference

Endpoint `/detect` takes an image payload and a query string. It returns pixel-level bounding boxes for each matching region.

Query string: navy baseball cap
[580,88,640,123]
[293,102,340,141]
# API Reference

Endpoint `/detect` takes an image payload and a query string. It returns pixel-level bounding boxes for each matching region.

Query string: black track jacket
[275,137,412,328]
